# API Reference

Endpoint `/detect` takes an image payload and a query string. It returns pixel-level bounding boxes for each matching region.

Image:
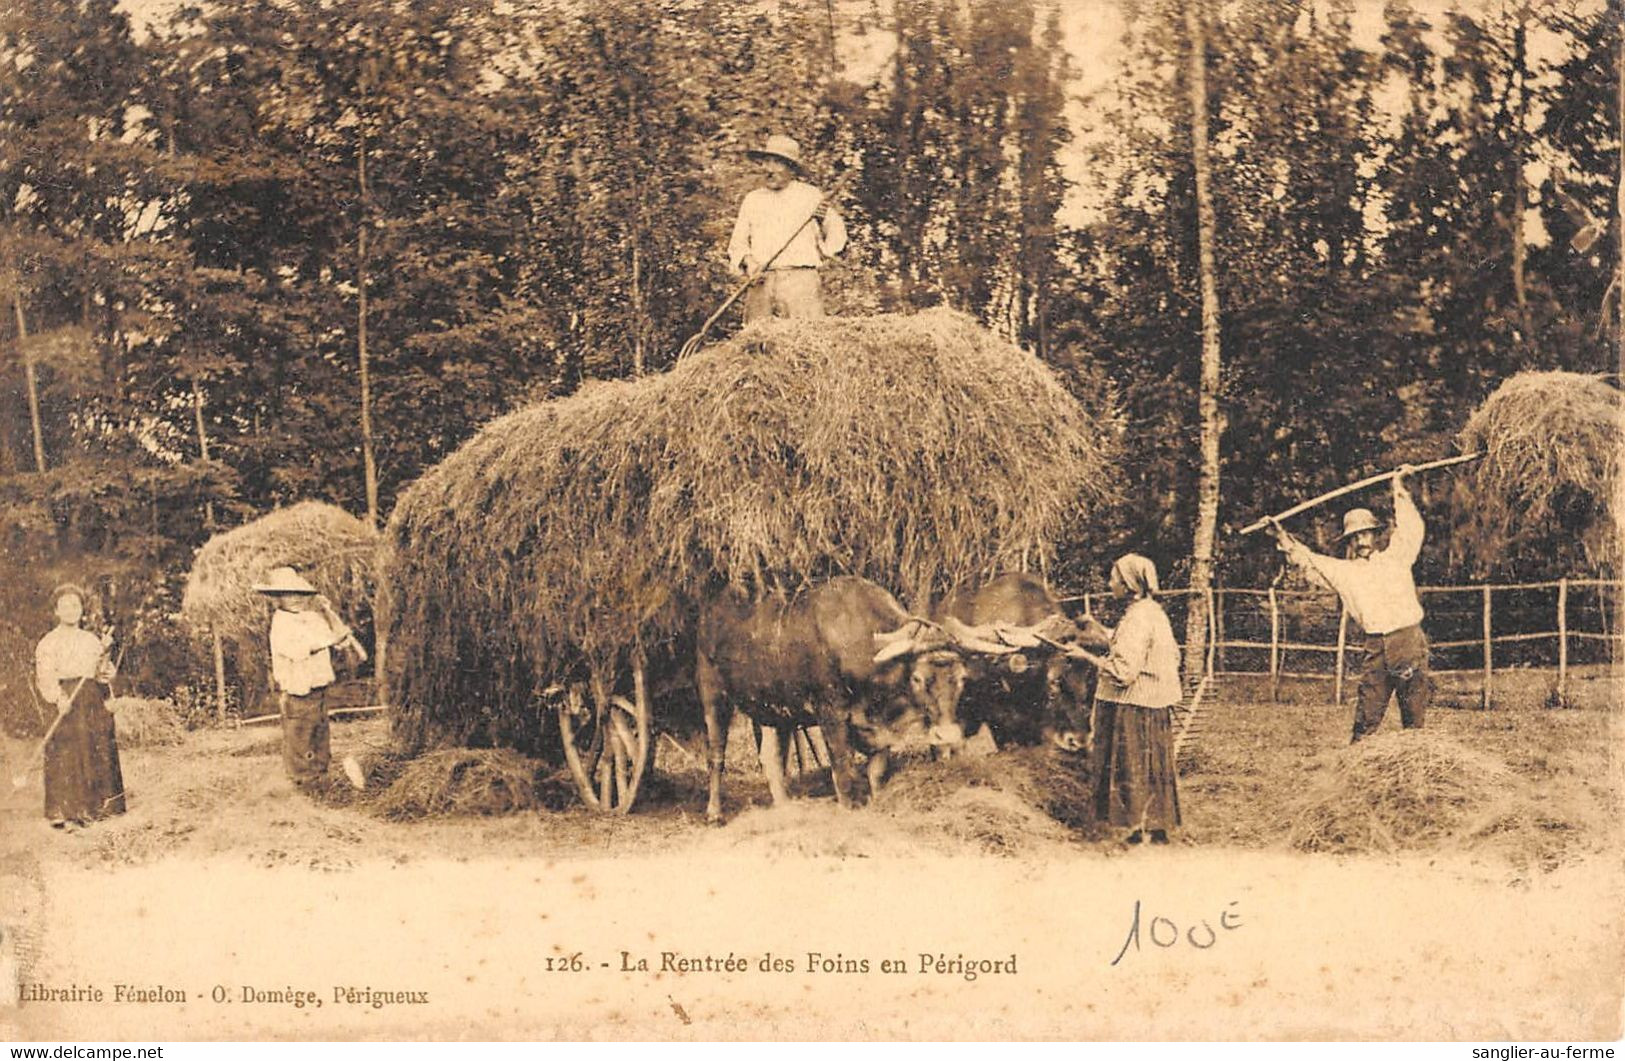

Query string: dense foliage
[0,0,1617,703]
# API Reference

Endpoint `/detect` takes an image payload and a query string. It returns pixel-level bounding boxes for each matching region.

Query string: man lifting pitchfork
[1265,466,1433,743]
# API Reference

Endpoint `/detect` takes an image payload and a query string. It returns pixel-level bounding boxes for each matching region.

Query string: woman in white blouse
[34,584,123,829]
[1070,554,1182,845]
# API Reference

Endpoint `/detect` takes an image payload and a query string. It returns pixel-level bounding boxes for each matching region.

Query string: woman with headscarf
[1069,555,1182,844]
[33,584,124,830]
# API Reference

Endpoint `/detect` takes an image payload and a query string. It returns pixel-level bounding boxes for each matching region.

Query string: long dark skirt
[43,680,126,824]
[1091,699,1180,833]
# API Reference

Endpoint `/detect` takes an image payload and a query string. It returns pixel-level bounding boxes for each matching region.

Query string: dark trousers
[281,687,331,786]
[1354,624,1431,742]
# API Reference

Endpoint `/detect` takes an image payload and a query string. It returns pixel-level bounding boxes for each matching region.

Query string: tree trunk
[192,377,215,527]
[630,235,645,377]
[824,0,838,74]
[1511,15,1529,340]
[358,78,383,703]
[1617,13,1623,383]
[12,288,45,473]
[1182,0,1223,686]
[357,120,379,529]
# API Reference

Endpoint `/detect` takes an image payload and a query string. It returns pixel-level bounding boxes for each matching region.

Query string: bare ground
[1,694,1621,1041]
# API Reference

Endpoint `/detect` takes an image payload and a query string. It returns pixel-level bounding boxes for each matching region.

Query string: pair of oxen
[693,573,1112,823]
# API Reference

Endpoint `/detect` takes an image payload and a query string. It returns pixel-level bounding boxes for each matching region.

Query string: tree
[1181,0,1222,681]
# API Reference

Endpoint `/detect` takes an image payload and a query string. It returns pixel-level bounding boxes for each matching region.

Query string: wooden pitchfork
[314,594,367,663]
[1238,452,1482,537]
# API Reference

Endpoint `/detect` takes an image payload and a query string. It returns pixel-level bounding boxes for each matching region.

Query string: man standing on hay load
[254,567,366,792]
[727,134,847,322]
[1269,467,1431,743]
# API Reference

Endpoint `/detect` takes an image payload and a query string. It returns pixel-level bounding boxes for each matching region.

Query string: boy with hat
[254,567,365,790]
[726,134,847,322]
[1269,468,1432,742]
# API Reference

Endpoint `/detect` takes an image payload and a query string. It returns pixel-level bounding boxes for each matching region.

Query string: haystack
[385,309,1122,754]
[1285,731,1562,857]
[1456,371,1623,574]
[182,502,381,645]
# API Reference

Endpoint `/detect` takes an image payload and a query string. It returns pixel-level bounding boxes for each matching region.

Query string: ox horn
[1024,612,1113,657]
[872,618,945,663]
[1031,629,1095,661]
[988,621,1044,649]
[872,621,920,647]
[939,616,1019,656]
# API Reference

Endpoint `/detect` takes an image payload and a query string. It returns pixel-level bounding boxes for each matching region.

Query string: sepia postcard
[1,0,1621,1044]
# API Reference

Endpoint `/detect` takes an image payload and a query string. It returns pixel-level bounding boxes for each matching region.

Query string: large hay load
[1455,371,1623,575]
[383,309,1122,808]
[182,502,381,715]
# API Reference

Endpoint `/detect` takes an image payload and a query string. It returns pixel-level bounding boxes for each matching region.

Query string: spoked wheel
[790,726,829,775]
[556,665,654,813]
[750,720,829,777]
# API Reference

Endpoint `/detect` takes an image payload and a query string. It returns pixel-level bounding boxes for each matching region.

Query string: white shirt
[727,180,847,272]
[36,625,108,704]
[1095,598,1183,709]
[1287,491,1426,635]
[269,609,345,696]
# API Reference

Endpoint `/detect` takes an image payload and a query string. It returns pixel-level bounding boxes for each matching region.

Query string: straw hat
[746,134,804,171]
[1338,508,1383,540]
[49,583,91,608]
[252,566,318,595]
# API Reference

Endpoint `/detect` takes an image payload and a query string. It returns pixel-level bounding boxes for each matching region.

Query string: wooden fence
[1062,578,1623,707]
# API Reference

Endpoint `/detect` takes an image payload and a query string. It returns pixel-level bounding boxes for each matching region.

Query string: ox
[933,573,1113,750]
[695,576,1011,823]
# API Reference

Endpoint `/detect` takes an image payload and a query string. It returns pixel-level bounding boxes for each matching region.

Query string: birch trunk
[357,103,379,529]
[1181,0,1223,686]
[12,286,45,473]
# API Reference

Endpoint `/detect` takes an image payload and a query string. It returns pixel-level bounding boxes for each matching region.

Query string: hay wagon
[382,310,1123,812]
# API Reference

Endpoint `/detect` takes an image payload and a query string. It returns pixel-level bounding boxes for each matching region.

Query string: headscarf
[1111,554,1160,599]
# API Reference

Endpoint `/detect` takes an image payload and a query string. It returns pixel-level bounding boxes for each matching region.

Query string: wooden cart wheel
[556,664,654,814]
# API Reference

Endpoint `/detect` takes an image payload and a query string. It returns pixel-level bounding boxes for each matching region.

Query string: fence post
[212,627,228,722]
[1557,577,1568,701]
[1204,585,1217,680]
[1481,584,1493,710]
[1215,587,1226,672]
[1333,606,1349,705]
[1268,585,1281,703]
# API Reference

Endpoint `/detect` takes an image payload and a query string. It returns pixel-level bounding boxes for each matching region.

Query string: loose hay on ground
[1285,730,1595,865]
[109,697,186,748]
[370,748,565,821]
[879,747,1099,852]
[695,749,1099,859]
